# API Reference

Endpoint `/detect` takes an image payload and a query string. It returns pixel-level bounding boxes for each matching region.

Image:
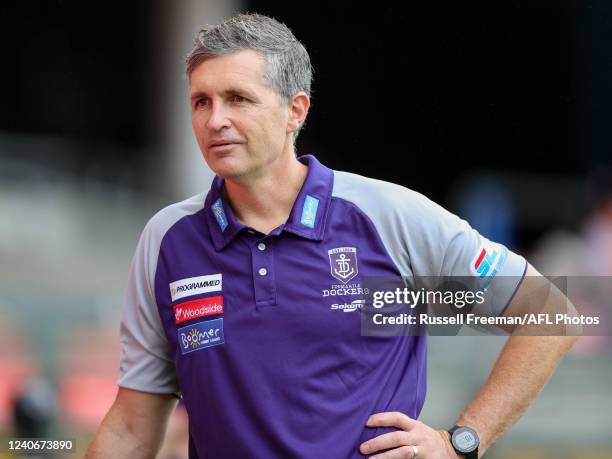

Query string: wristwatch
[448,425,479,459]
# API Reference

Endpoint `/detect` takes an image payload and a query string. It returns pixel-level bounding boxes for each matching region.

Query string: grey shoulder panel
[332,170,452,277]
[332,170,526,317]
[117,192,206,394]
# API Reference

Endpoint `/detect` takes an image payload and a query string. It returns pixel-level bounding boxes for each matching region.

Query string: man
[86,13,578,459]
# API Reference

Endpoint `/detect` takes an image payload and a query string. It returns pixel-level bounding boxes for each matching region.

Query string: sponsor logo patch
[211,197,228,232]
[330,299,365,312]
[173,296,224,324]
[471,242,506,287]
[328,247,359,284]
[300,194,319,228]
[170,273,222,302]
[178,318,224,355]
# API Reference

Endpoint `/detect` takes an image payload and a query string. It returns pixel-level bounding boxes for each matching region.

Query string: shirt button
[258,267,268,276]
[257,242,266,251]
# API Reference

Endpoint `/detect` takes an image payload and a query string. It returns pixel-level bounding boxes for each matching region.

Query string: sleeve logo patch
[173,296,224,324]
[471,242,507,281]
[178,318,224,354]
[169,273,222,302]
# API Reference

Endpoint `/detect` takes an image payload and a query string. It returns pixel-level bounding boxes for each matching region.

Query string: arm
[447,336,575,455]
[361,263,579,458]
[449,263,579,454]
[85,387,178,459]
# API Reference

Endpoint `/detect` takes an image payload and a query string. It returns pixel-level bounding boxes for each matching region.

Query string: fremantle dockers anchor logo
[328,247,359,284]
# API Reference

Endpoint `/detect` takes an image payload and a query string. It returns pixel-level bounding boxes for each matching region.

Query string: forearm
[85,389,177,459]
[86,408,164,459]
[86,419,153,458]
[453,334,577,455]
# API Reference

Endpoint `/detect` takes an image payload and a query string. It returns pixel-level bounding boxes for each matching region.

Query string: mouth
[208,142,241,152]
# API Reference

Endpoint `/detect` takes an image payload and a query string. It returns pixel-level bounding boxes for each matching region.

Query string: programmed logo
[328,247,359,284]
[178,318,224,355]
[169,273,222,302]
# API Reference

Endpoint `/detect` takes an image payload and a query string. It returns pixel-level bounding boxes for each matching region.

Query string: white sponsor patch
[169,273,222,301]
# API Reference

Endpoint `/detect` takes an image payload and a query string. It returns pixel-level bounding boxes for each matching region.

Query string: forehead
[189,49,269,93]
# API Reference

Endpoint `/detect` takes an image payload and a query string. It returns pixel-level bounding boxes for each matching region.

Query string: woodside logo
[173,296,224,324]
[169,273,222,302]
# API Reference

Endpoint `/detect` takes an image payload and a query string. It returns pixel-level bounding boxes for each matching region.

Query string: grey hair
[186,13,313,143]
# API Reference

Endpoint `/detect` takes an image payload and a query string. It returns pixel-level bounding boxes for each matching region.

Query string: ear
[286,92,310,134]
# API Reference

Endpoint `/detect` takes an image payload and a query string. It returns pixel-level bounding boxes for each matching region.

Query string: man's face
[189,49,292,181]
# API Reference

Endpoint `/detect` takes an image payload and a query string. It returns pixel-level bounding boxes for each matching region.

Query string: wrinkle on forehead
[189,49,269,92]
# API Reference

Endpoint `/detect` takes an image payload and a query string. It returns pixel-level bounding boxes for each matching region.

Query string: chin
[207,155,249,180]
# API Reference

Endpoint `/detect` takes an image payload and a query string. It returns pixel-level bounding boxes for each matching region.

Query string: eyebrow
[190,87,258,101]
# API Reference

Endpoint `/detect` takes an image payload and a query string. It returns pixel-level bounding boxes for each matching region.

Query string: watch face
[452,427,479,453]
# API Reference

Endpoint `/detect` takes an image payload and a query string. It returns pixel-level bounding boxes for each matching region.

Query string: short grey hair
[186,13,313,143]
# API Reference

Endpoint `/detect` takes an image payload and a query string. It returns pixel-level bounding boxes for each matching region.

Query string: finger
[370,445,420,459]
[366,412,419,431]
[360,431,419,455]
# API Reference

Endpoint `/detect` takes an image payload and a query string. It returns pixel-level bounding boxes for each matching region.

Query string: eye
[230,95,248,103]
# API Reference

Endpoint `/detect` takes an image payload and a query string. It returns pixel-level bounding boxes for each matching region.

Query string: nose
[205,101,231,131]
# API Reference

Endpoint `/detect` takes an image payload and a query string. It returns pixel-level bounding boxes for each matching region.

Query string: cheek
[191,116,208,149]
[264,111,289,138]
[191,114,200,133]
[192,112,205,130]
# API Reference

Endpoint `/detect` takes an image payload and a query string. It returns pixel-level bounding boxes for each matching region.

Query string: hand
[359,411,460,458]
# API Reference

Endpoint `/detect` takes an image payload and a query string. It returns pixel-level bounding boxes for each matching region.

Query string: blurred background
[1,0,611,457]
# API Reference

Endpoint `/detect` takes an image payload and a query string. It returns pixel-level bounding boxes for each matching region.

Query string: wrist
[437,430,463,458]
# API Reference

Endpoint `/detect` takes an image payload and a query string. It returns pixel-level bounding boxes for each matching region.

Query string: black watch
[448,425,479,459]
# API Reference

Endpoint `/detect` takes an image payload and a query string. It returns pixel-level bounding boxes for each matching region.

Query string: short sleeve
[117,220,180,395]
[404,192,527,317]
[331,170,527,318]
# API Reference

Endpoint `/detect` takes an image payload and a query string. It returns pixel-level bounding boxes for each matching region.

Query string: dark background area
[1,1,611,249]
[252,2,610,187]
[0,1,152,147]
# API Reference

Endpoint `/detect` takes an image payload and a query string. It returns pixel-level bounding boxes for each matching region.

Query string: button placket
[251,238,276,307]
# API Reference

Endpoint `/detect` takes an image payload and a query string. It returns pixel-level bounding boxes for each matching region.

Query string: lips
[207,140,241,148]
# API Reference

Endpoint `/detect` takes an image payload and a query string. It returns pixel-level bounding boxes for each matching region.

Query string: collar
[205,154,334,251]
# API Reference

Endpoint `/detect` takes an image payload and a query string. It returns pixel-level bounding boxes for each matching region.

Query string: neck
[223,153,308,234]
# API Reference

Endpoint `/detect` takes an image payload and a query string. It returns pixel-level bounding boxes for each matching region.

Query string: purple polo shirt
[117,155,526,458]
